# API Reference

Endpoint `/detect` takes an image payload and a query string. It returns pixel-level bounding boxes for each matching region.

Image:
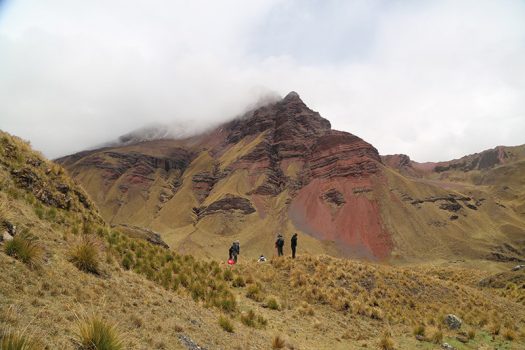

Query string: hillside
[3,130,525,349]
[57,92,525,264]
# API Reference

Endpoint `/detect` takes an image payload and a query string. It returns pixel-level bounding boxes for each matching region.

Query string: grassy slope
[379,166,524,262]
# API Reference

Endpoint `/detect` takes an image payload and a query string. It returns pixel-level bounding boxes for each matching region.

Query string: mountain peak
[284,91,301,101]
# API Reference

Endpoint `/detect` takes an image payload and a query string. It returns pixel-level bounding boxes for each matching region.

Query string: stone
[2,231,14,242]
[456,335,468,343]
[444,314,462,330]
[512,264,525,271]
[441,343,456,350]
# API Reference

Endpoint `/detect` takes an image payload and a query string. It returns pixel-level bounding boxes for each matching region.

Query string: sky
[0,0,524,162]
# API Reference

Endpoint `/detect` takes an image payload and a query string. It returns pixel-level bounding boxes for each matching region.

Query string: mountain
[57,92,525,264]
[2,128,525,349]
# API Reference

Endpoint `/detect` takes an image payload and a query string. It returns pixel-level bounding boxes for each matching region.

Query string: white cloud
[0,0,524,161]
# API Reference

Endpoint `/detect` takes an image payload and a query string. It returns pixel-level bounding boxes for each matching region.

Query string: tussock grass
[0,328,39,350]
[70,237,100,274]
[4,233,42,269]
[218,316,234,333]
[246,283,264,302]
[271,335,285,349]
[240,310,267,329]
[413,325,425,337]
[429,328,442,344]
[503,328,516,341]
[265,297,280,310]
[75,316,124,350]
[106,230,239,313]
[379,331,395,350]
[232,276,246,287]
[0,197,11,230]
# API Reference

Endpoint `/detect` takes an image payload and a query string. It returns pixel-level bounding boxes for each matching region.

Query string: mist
[0,0,524,162]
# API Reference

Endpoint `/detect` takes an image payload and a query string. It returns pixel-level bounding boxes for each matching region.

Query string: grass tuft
[271,335,286,349]
[240,310,267,329]
[70,237,100,274]
[0,329,39,350]
[413,325,425,337]
[76,316,124,350]
[218,316,234,333]
[266,297,280,310]
[379,331,395,350]
[4,233,42,269]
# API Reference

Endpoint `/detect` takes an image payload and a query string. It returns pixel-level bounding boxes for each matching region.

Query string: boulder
[1,231,14,243]
[512,264,525,271]
[444,314,462,330]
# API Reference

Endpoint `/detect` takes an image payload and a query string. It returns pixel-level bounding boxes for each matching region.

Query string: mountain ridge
[56,92,525,264]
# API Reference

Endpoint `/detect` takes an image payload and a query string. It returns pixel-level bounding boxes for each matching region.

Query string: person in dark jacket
[291,233,298,259]
[275,234,284,257]
[229,240,240,263]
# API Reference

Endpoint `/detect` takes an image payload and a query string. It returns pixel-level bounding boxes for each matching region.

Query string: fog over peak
[1,0,524,162]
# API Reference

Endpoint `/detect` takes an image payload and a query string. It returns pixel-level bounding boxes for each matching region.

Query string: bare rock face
[224,92,381,193]
[321,189,346,206]
[309,131,381,180]
[195,195,256,220]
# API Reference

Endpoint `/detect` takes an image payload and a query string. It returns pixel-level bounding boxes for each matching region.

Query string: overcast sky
[1,0,524,162]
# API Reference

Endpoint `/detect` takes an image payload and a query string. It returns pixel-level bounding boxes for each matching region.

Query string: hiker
[258,254,267,262]
[291,233,298,259]
[233,240,240,263]
[229,240,240,263]
[275,234,285,257]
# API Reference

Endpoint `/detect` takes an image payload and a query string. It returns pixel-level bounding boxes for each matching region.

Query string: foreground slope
[58,93,525,263]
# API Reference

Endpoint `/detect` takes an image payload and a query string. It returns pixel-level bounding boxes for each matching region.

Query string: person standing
[291,233,298,259]
[229,240,240,263]
[233,240,240,263]
[275,234,284,257]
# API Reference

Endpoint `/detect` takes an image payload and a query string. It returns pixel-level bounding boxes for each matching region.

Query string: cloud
[0,0,524,161]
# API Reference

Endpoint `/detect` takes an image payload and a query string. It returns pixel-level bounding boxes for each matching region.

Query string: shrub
[0,329,38,350]
[272,335,286,349]
[70,238,99,274]
[76,316,124,350]
[218,316,234,333]
[4,233,42,269]
[266,298,280,310]
[467,329,475,340]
